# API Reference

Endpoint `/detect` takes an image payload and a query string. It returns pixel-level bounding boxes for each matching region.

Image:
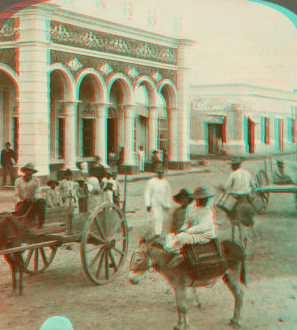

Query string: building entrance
[208,123,223,154]
[247,117,255,154]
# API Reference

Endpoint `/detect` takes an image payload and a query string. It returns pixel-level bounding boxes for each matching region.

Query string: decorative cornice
[49,21,177,65]
[0,19,18,42]
[190,96,248,111]
[51,50,176,84]
[80,102,96,117]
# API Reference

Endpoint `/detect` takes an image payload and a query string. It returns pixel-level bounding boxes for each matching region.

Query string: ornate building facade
[0,3,192,177]
[189,84,297,156]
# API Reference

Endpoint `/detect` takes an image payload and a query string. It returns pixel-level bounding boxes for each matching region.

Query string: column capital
[92,103,112,117]
[122,104,135,117]
[59,100,80,116]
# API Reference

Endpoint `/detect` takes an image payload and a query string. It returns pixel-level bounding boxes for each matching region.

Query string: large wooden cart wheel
[81,203,129,285]
[256,169,270,212]
[19,244,58,275]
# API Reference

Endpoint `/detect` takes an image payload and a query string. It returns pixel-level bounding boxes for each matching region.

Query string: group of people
[144,158,257,260]
[137,146,168,173]
[11,155,120,234]
[1,141,17,186]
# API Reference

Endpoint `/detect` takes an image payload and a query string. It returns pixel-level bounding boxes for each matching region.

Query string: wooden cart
[0,175,131,287]
[254,157,297,212]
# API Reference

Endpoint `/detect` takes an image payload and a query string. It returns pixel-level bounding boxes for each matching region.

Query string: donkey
[0,215,24,295]
[129,234,246,330]
[214,186,257,256]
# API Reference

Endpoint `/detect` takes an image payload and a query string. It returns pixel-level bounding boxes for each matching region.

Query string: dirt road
[0,158,297,329]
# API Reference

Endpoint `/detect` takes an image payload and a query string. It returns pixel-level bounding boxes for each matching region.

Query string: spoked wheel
[19,244,58,274]
[81,203,129,285]
[256,169,270,212]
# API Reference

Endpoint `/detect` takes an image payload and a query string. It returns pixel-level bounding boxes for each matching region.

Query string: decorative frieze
[49,21,177,65]
[150,71,162,82]
[97,63,113,76]
[65,57,83,72]
[0,19,18,42]
[190,97,247,111]
[0,48,16,71]
[126,67,139,79]
[51,50,176,83]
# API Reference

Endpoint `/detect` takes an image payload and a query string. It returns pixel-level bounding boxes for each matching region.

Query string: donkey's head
[128,233,156,285]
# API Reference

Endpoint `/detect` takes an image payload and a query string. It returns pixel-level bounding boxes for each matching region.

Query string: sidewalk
[116,166,208,182]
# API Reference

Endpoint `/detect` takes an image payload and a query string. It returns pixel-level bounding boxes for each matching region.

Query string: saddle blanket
[182,239,227,280]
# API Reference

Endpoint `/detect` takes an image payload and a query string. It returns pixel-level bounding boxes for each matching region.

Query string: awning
[204,115,224,124]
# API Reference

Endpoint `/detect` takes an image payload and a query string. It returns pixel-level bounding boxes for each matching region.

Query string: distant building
[0,3,192,179]
[189,84,297,156]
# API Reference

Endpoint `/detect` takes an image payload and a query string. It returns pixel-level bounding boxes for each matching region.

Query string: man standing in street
[151,149,160,172]
[144,169,172,237]
[1,142,16,186]
[137,145,145,172]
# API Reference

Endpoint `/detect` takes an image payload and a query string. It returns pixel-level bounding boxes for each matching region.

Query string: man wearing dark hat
[89,156,106,185]
[14,163,46,230]
[171,189,194,232]
[166,186,217,251]
[151,150,160,172]
[1,141,16,186]
[273,159,294,184]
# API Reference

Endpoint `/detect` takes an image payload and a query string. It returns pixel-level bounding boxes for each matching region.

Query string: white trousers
[166,232,211,252]
[151,205,166,235]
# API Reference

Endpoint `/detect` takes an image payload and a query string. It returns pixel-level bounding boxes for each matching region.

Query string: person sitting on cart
[273,159,294,185]
[76,178,88,213]
[14,163,46,230]
[46,180,62,208]
[101,169,115,203]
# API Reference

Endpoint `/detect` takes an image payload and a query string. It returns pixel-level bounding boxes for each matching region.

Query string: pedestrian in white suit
[144,169,172,236]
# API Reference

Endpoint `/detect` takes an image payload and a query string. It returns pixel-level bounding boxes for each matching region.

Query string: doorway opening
[207,123,223,154]
[247,117,255,154]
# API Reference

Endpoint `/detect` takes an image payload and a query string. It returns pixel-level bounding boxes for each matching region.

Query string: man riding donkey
[217,158,256,252]
[164,186,219,268]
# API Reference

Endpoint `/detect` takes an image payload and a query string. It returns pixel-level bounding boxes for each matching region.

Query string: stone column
[167,107,179,164]
[17,9,50,176]
[93,103,109,165]
[147,106,157,158]
[122,104,135,166]
[174,39,193,169]
[61,101,79,170]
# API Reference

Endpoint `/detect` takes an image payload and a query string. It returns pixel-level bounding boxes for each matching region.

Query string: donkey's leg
[180,287,190,329]
[191,287,202,308]
[174,287,184,330]
[223,265,244,327]
[16,253,24,295]
[5,254,17,294]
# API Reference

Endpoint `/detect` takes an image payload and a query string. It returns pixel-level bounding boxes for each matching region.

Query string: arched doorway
[78,75,97,159]
[0,71,18,157]
[108,81,123,156]
[49,71,65,161]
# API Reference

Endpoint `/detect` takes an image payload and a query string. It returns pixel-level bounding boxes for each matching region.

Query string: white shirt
[226,168,254,195]
[181,203,217,239]
[144,177,172,208]
[15,176,42,203]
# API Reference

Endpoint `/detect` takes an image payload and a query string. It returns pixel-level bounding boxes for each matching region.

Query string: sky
[45,0,297,91]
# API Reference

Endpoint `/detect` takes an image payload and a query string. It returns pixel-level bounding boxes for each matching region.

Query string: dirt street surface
[0,158,297,330]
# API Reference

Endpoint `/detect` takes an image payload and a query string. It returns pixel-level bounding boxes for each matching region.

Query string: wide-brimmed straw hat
[21,163,38,174]
[47,180,60,187]
[173,188,193,204]
[190,186,214,199]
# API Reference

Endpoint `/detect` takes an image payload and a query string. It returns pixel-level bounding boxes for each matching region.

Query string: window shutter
[261,117,265,143]
[222,116,226,143]
[288,118,291,142]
